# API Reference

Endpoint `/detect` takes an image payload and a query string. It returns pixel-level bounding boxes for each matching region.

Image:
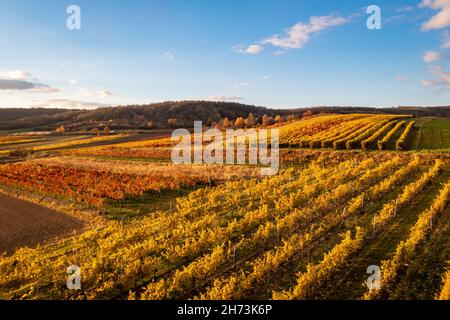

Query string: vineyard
[58,114,420,162]
[5,0,450,305]
[0,113,449,300]
[0,136,44,146]
[279,114,415,151]
[0,159,260,208]
[0,151,449,300]
[0,134,129,156]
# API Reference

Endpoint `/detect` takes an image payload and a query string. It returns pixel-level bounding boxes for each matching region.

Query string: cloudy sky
[0,0,449,109]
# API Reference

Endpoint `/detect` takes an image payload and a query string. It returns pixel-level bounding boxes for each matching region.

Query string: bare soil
[0,192,84,255]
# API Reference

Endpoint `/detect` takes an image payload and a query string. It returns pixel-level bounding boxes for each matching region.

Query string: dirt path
[0,192,84,255]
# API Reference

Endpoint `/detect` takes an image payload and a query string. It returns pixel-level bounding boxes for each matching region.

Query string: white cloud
[0,70,30,80]
[443,31,450,48]
[396,74,409,81]
[421,64,450,90]
[261,75,270,80]
[98,90,118,98]
[232,14,349,56]
[75,88,93,97]
[0,70,58,93]
[207,95,244,102]
[30,86,59,94]
[421,79,437,87]
[0,73,122,108]
[423,50,441,62]
[0,79,58,93]
[444,38,450,47]
[396,6,415,13]
[234,82,249,89]
[419,0,450,31]
[0,79,35,90]
[31,99,107,109]
[232,44,264,54]
[430,64,450,81]
[246,45,264,54]
[162,50,175,60]
[261,15,350,50]
[74,88,118,99]
[274,50,287,56]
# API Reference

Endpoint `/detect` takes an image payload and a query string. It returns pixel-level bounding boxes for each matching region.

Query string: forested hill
[0,101,449,131]
[0,101,277,131]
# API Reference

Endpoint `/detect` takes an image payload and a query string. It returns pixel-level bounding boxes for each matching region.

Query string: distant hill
[308,106,450,117]
[0,101,449,131]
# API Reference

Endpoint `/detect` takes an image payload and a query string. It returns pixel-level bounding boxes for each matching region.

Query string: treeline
[0,101,449,131]
[311,106,450,118]
[0,101,300,131]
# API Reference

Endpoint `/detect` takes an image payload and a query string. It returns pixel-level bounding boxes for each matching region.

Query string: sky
[0,0,449,109]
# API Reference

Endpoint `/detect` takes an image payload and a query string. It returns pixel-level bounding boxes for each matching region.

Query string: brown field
[0,192,84,255]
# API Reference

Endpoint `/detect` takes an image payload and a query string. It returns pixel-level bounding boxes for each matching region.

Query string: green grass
[102,187,207,221]
[415,118,450,150]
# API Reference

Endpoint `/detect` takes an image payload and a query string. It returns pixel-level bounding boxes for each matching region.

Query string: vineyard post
[72,230,76,253]
[394,199,398,218]
[372,219,375,238]
[52,264,56,299]
[203,272,209,287]
[140,257,144,284]
[341,207,347,228]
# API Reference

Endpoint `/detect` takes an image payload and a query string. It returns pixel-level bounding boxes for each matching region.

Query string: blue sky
[0,0,449,109]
